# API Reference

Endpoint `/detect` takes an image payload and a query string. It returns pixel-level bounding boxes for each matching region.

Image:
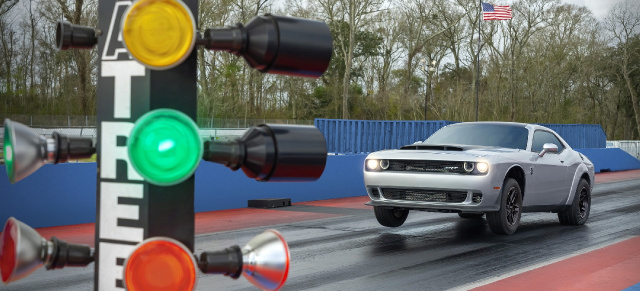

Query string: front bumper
[363,171,503,212]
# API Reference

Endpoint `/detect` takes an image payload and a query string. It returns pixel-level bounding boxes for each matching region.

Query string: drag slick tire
[374,207,409,227]
[487,178,522,235]
[558,178,591,225]
[458,213,484,219]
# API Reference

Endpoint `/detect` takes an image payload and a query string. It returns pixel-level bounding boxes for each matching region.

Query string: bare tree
[604,0,640,137]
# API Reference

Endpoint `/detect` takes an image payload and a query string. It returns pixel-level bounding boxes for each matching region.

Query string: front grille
[381,188,468,203]
[387,160,466,173]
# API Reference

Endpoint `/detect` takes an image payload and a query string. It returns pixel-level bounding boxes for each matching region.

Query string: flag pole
[476,0,481,121]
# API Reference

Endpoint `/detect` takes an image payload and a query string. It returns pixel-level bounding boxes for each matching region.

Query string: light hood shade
[3,119,46,184]
[0,217,45,283]
[56,21,98,50]
[241,229,290,291]
[2,119,95,184]
[201,15,333,78]
[0,217,94,284]
[203,124,327,182]
[198,229,290,291]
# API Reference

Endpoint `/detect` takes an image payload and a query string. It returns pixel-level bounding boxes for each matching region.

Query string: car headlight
[366,159,379,171]
[463,162,474,173]
[476,162,489,174]
[461,161,489,175]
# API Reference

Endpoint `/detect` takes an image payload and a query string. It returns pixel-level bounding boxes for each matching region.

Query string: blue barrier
[315,119,607,154]
[315,119,455,154]
[0,155,368,228]
[539,124,607,149]
[2,148,637,228]
[576,148,640,173]
[0,163,97,228]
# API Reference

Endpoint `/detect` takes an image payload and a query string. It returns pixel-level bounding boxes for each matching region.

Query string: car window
[531,130,565,153]
[425,124,529,150]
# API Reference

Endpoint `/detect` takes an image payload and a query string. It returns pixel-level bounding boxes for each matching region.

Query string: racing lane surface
[2,175,639,291]
[199,179,640,291]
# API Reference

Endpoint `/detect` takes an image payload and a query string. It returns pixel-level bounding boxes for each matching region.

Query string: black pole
[424,70,428,121]
[95,1,197,289]
[476,0,482,121]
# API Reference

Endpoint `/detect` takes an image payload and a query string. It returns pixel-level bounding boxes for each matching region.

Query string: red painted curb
[470,236,640,291]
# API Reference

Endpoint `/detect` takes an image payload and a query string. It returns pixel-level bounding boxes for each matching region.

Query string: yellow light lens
[122,0,196,70]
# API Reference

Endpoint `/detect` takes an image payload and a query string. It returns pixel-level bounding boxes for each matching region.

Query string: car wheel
[486,178,522,235]
[558,178,591,225]
[458,213,484,219]
[374,207,409,227]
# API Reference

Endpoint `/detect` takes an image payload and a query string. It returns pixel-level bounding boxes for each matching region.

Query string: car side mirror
[539,143,558,157]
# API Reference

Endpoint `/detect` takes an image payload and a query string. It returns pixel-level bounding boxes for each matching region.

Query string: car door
[525,130,570,206]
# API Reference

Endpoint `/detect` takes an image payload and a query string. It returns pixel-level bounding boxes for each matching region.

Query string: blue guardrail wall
[315,119,607,154]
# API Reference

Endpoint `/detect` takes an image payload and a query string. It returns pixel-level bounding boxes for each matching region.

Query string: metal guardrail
[607,141,640,160]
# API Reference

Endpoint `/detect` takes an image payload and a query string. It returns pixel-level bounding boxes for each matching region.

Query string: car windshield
[425,123,529,150]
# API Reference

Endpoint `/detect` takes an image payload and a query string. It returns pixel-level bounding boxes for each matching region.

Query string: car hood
[366,144,523,161]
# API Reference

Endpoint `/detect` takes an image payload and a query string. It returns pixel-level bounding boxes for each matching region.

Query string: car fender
[500,163,527,196]
[563,162,591,206]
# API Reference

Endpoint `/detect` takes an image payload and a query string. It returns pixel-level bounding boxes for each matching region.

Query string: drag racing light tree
[56,21,99,50]
[127,109,328,185]
[203,124,327,182]
[122,229,289,291]
[121,0,332,75]
[0,217,94,284]
[3,119,95,184]
[200,14,333,78]
[197,229,290,291]
[127,109,203,186]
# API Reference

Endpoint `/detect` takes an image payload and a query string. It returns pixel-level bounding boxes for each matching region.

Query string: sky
[6,0,631,21]
[559,0,626,19]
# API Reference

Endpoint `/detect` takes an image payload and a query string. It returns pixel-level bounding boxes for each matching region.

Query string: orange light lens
[124,238,196,291]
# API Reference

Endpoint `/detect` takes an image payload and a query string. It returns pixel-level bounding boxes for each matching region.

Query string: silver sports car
[363,122,595,235]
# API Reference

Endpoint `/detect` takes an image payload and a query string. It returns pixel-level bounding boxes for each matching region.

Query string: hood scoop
[400,144,464,151]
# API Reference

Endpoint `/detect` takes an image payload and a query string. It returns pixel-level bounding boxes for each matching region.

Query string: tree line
[0,0,639,140]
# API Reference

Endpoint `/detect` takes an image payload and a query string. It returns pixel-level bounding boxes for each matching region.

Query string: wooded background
[0,0,639,139]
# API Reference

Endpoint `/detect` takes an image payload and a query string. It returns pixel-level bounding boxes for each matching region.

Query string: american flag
[482,2,512,20]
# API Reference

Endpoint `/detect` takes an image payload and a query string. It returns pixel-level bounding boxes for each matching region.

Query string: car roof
[446,121,528,127]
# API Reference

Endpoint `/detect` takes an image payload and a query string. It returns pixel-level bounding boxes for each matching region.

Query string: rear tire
[458,213,484,219]
[558,178,591,225]
[374,207,409,227]
[487,178,522,235]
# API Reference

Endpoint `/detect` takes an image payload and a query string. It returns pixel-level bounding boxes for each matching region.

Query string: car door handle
[560,160,564,163]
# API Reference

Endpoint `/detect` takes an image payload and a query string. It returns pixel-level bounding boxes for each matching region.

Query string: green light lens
[3,121,15,183]
[128,109,202,186]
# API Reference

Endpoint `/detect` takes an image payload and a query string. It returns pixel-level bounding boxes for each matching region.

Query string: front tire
[374,207,409,227]
[558,178,591,225]
[487,178,522,235]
